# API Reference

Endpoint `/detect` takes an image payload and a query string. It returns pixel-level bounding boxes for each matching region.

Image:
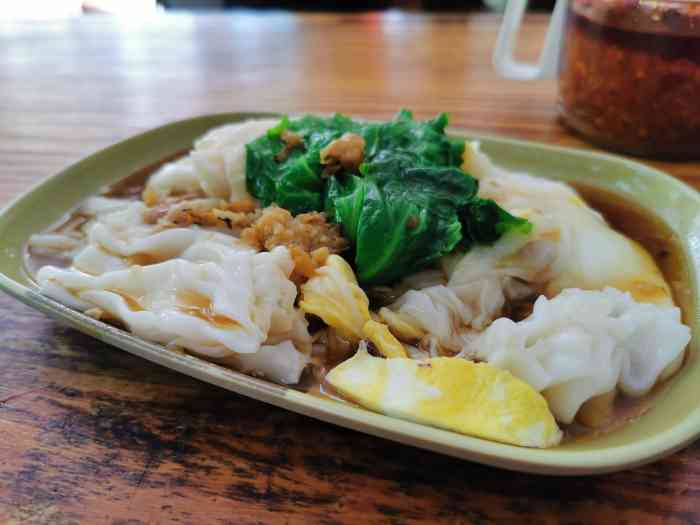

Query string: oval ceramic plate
[1,113,699,475]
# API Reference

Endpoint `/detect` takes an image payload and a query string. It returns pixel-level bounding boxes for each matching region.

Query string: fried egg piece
[299,255,409,358]
[327,345,562,448]
[361,320,408,358]
[299,254,371,342]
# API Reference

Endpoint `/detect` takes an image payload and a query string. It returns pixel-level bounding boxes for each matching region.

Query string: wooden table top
[1,11,699,524]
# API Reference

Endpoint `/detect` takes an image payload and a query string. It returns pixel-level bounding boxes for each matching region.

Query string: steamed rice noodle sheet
[459,142,673,306]
[143,119,279,204]
[28,112,691,448]
[471,288,689,424]
[38,241,311,384]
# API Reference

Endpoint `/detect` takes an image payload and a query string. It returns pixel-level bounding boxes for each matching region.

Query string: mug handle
[493,0,568,80]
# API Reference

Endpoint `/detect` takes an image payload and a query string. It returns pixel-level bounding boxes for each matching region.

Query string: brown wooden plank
[1,11,700,524]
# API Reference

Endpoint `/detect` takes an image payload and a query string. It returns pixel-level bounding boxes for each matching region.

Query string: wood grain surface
[1,11,700,525]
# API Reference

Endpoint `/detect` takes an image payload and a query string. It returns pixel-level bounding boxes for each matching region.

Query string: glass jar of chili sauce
[494,0,700,159]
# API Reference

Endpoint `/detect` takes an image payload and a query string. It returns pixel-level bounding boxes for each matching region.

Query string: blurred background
[2,0,556,19]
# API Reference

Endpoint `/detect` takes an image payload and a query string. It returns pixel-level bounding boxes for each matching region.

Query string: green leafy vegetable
[246,114,361,214]
[245,132,280,206]
[324,175,366,245]
[246,110,461,215]
[362,110,463,168]
[348,165,478,284]
[245,110,532,285]
[460,198,534,249]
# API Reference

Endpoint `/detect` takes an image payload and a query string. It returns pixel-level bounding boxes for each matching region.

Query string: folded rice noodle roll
[36,243,312,385]
[474,288,689,425]
[143,119,278,204]
[455,143,686,426]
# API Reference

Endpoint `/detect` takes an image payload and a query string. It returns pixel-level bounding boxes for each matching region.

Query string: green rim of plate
[1,112,699,475]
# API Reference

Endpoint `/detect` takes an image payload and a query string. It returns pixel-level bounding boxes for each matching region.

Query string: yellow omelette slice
[326,348,562,448]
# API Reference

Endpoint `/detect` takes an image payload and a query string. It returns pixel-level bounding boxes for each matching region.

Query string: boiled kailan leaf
[246,110,462,214]
[332,161,478,284]
[362,110,464,168]
[246,114,361,214]
[461,198,533,250]
[245,110,532,285]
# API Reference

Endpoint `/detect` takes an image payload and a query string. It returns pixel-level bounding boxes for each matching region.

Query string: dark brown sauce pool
[565,183,692,441]
[573,183,692,325]
[24,158,693,444]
